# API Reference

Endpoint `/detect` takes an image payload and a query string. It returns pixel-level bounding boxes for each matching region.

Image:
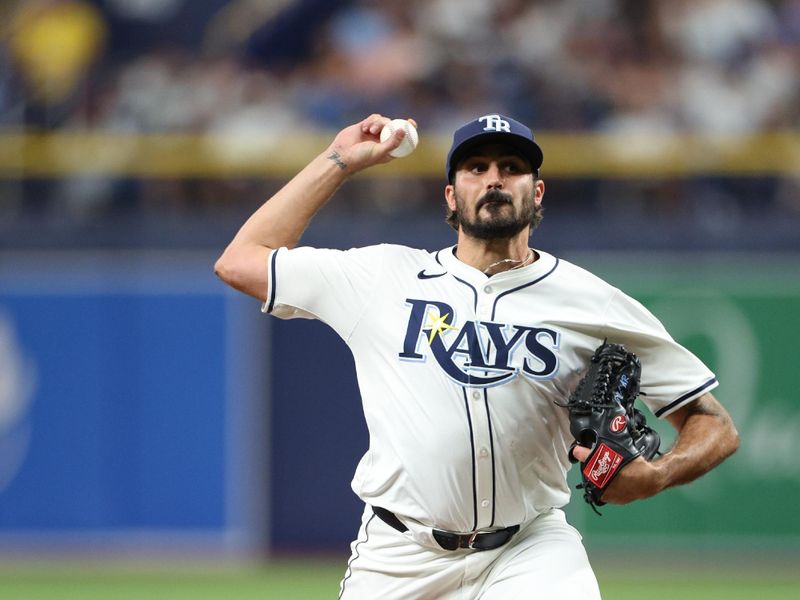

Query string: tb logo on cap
[479,114,511,133]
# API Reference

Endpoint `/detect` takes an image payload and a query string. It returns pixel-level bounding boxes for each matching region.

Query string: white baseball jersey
[263,244,717,534]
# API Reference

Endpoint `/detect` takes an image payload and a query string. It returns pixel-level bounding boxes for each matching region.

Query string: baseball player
[215,113,739,599]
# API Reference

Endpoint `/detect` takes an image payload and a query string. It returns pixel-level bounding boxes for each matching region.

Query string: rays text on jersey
[399,298,561,387]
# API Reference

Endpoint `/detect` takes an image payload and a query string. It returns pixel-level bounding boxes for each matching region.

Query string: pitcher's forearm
[656,393,739,489]
[591,393,738,504]
[214,150,348,300]
[214,114,409,300]
[232,150,349,251]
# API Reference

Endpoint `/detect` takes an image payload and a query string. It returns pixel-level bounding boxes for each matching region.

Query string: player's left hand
[571,445,665,504]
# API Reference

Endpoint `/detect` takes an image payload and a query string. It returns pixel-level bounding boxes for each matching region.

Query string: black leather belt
[372,506,520,552]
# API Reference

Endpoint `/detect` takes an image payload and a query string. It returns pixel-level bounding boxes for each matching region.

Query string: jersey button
[481,500,490,508]
[472,391,481,400]
[479,447,489,458]
[483,286,493,294]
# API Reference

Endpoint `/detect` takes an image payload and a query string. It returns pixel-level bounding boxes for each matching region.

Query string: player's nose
[485,162,504,189]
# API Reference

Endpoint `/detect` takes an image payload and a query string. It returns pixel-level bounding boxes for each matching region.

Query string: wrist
[324,146,351,174]
[299,148,352,191]
[651,452,675,494]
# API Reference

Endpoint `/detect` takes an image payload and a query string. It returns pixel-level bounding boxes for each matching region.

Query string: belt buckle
[467,530,492,550]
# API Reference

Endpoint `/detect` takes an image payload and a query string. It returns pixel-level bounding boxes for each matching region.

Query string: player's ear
[445,184,457,212]
[534,179,545,207]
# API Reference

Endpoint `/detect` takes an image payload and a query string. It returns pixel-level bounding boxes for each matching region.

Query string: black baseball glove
[558,340,661,514]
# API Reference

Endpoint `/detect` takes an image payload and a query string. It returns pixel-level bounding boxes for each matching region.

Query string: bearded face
[448,186,543,239]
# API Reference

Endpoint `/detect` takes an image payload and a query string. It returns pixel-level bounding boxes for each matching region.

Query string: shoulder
[280,243,394,260]
[540,251,618,292]
[298,243,429,257]
[379,243,438,258]
[373,243,447,268]
[280,243,435,274]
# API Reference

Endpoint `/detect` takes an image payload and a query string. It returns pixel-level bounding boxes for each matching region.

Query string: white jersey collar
[436,245,557,289]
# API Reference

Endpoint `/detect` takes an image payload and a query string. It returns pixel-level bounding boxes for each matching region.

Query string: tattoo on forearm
[327,151,347,171]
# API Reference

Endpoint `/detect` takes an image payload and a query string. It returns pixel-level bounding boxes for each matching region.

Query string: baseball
[380,119,418,158]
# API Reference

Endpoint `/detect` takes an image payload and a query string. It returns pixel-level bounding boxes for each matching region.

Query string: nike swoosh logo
[417,270,447,280]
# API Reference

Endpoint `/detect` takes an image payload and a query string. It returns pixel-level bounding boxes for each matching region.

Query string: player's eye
[502,159,529,174]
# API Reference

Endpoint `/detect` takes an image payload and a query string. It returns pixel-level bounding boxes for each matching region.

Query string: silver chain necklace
[483,248,534,275]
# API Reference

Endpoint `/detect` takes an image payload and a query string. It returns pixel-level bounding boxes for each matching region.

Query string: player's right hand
[326,114,417,174]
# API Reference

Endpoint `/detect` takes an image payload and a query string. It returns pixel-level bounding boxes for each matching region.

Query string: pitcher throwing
[215,113,739,599]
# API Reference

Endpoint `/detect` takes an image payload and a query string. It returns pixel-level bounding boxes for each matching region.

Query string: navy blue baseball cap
[446,114,544,182]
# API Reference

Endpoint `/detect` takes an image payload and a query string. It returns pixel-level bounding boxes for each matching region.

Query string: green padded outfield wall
[563,254,800,550]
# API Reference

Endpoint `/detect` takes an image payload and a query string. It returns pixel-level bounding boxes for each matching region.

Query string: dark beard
[457,189,535,240]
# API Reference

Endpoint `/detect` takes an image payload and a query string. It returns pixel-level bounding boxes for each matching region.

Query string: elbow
[213,244,270,301]
[214,248,242,289]
[719,412,740,462]
[726,422,741,458]
[214,252,232,285]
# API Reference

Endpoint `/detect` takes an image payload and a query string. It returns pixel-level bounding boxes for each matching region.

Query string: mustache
[476,189,514,210]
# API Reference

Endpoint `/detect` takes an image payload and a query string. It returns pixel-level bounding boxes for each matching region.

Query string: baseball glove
[558,340,661,514]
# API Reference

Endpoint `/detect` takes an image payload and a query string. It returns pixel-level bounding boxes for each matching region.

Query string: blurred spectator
[7,0,107,125]
[294,0,440,127]
[204,0,295,58]
[0,44,24,127]
[240,0,350,72]
[101,0,225,60]
[659,0,778,65]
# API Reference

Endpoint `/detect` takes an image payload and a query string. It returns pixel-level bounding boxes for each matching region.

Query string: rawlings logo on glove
[557,340,661,514]
[584,444,623,487]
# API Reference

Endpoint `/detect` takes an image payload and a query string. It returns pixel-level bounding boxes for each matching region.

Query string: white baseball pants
[339,505,601,599]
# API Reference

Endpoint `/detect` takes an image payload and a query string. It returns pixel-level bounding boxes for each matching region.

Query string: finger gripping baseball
[380,119,418,158]
[558,340,660,514]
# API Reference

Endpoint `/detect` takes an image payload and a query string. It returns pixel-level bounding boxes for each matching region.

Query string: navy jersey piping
[490,258,560,320]
[654,377,718,417]
[484,388,497,527]
[338,512,376,599]
[442,247,480,304]
[453,275,479,311]
[266,249,278,313]
[481,256,558,526]
[461,388,479,532]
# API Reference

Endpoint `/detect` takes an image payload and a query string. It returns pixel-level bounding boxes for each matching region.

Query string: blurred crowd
[1,0,799,248]
[3,0,799,135]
